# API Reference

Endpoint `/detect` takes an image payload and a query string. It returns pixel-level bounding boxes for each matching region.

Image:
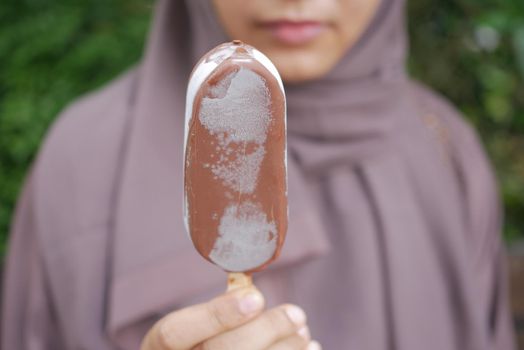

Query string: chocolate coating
[184,42,287,273]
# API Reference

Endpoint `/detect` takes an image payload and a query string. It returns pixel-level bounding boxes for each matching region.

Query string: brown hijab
[2,0,516,349]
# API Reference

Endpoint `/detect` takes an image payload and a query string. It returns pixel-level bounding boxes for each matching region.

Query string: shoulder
[408,80,494,182]
[408,80,501,245]
[33,68,138,230]
[41,68,138,161]
[408,80,484,159]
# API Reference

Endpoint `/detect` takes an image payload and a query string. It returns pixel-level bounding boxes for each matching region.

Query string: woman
[2,0,516,349]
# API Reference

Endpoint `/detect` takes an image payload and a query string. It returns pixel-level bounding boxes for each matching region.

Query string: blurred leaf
[485,93,512,123]
[513,26,524,79]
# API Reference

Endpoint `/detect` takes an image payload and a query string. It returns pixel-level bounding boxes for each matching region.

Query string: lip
[260,20,326,45]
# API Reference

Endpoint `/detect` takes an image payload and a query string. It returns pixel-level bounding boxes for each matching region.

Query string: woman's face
[211,0,381,83]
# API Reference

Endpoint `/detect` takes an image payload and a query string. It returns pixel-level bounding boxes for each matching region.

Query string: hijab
[105,0,514,348]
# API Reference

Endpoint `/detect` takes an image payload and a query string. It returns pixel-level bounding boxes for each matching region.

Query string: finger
[197,304,307,350]
[306,340,323,350]
[266,326,310,350]
[142,287,264,350]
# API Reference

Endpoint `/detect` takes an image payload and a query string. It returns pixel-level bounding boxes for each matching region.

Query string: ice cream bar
[184,41,287,274]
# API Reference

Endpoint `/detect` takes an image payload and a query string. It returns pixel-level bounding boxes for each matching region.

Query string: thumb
[141,287,265,350]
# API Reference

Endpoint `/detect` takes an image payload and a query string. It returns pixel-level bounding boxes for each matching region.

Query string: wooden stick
[226,272,253,291]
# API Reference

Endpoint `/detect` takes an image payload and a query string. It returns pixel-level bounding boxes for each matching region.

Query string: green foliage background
[1,0,523,256]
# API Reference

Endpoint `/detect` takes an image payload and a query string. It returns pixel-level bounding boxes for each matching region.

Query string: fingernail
[298,326,310,339]
[285,305,306,325]
[238,291,264,315]
[307,340,322,350]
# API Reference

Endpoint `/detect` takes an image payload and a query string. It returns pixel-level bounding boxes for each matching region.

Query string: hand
[140,287,322,350]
